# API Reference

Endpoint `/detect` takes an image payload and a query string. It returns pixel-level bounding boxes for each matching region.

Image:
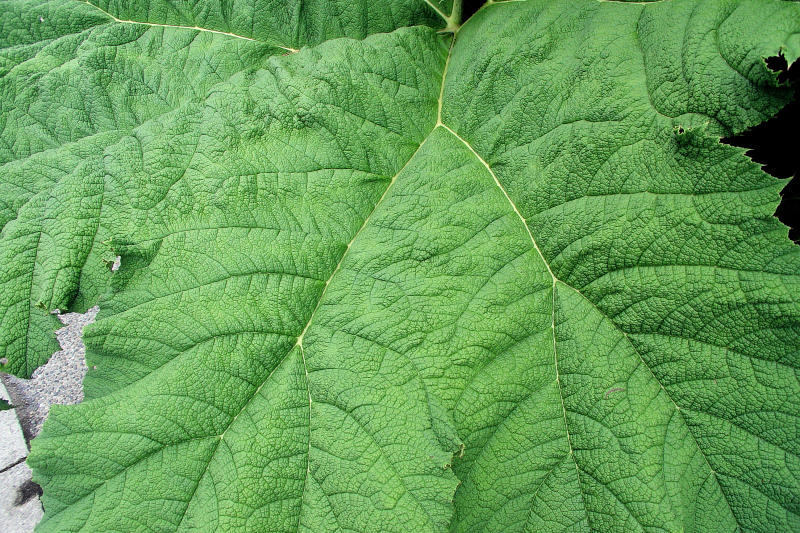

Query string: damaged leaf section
[724,54,800,242]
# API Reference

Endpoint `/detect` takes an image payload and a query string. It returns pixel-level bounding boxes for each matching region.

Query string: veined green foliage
[1,0,798,531]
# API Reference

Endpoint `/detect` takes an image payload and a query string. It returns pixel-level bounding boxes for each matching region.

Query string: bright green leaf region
[0,0,798,531]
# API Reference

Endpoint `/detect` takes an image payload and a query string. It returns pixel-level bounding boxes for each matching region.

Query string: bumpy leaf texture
[0,0,798,531]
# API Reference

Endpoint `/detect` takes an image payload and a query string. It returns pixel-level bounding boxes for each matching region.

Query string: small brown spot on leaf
[604,387,625,399]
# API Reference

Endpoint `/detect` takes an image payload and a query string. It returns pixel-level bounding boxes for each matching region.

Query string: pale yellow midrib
[81,1,299,52]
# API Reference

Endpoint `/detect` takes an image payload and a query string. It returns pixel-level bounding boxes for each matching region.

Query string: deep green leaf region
[0,0,799,531]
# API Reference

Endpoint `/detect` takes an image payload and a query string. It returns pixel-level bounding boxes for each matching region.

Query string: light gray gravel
[0,307,96,532]
[2,308,97,441]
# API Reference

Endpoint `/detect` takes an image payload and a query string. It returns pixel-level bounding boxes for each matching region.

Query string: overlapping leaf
[0,0,445,377]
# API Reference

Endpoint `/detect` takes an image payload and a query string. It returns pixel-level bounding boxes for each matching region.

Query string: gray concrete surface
[0,374,42,532]
[0,382,28,468]
[0,307,96,532]
[0,461,43,532]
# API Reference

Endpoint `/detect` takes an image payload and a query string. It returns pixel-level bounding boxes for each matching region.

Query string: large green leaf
[27,23,462,533]
[4,0,799,531]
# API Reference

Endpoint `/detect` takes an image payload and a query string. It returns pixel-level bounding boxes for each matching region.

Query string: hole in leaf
[724,55,799,243]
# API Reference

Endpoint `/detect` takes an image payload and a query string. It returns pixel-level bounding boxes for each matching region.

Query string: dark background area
[724,56,800,243]
[462,0,485,21]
